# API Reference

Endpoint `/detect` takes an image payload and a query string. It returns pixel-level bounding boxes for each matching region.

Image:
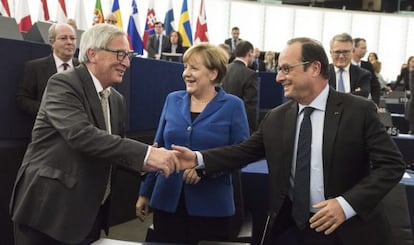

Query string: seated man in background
[16,23,79,120]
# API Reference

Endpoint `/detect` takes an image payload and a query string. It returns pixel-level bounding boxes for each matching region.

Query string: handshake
[142,144,198,177]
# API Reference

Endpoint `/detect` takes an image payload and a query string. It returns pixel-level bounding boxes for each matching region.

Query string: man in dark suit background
[224,26,241,61]
[147,21,169,59]
[10,24,179,245]
[174,37,405,244]
[328,33,371,99]
[352,37,381,105]
[16,23,79,119]
[222,40,258,133]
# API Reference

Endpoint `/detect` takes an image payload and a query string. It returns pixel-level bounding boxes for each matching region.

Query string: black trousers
[14,203,107,245]
[148,192,233,245]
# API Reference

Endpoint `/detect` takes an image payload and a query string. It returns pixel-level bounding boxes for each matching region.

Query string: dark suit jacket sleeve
[244,72,258,131]
[340,100,405,219]
[44,71,149,171]
[147,35,157,58]
[362,61,381,105]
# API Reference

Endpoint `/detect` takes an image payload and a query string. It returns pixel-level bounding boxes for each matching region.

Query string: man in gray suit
[147,21,169,59]
[10,24,179,245]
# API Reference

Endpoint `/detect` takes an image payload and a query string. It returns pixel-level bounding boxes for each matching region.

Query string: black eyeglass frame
[100,48,134,61]
[276,61,310,74]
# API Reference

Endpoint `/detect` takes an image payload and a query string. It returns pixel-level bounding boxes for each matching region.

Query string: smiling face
[330,40,353,68]
[182,53,217,97]
[88,34,131,88]
[276,42,319,105]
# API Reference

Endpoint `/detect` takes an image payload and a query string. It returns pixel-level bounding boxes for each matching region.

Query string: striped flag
[0,0,11,17]
[38,0,50,21]
[163,0,175,36]
[143,0,156,51]
[15,0,32,32]
[75,0,88,30]
[178,0,192,47]
[127,0,143,55]
[111,0,123,28]
[93,0,104,25]
[194,0,208,43]
[56,0,68,23]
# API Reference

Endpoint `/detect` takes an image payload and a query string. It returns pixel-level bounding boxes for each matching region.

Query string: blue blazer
[140,87,249,216]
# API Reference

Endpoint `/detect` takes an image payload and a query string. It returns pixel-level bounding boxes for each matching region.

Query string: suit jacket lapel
[192,88,225,125]
[323,88,343,188]
[76,64,107,131]
[283,102,299,170]
[109,92,121,135]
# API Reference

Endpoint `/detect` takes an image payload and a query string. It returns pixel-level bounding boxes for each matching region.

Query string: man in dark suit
[328,33,371,99]
[10,24,179,245]
[222,40,258,133]
[224,26,241,61]
[174,37,405,245]
[16,23,79,119]
[352,37,381,105]
[147,21,169,59]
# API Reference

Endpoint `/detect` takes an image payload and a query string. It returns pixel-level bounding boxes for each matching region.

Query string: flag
[127,0,144,55]
[15,0,32,32]
[111,0,123,28]
[93,0,104,25]
[178,0,193,47]
[56,0,68,23]
[38,0,50,21]
[194,0,208,43]
[75,0,88,30]
[143,0,156,51]
[163,0,175,36]
[0,0,11,17]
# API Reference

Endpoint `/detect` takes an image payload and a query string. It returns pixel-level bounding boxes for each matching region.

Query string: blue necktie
[292,107,314,229]
[337,68,345,92]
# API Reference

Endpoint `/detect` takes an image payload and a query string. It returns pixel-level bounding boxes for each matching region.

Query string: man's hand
[136,196,151,222]
[309,198,346,235]
[183,168,201,184]
[143,147,179,177]
[171,145,197,170]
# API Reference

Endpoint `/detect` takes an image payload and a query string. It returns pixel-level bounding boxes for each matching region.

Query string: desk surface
[92,238,186,245]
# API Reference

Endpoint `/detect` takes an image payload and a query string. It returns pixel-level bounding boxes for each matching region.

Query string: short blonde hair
[183,43,228,84]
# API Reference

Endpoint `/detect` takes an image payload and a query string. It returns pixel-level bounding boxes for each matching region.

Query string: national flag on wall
[143,0,156,51]
[178,0,193,47]
[56,0,68,23]
[38,0,50,21]
[93,0,104,25]
[75,0,88,30]
[0,0,11,17]
[127,0,144,55]
[111,0,123,28]
[163,0,175,36]
[194,0,208,43]
[15,0,32,32]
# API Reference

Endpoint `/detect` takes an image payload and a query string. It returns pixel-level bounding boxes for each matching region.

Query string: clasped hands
[141,144,199,177]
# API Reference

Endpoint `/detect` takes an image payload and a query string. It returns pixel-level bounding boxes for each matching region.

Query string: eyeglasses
[55,36,76,42]
[276,61,310,74]
[331,50,352,57]
[105,19,117,25]
[100,48,134,61]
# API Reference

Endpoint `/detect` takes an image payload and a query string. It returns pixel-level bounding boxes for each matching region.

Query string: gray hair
[78,23,127,63]
[329,33,353,48]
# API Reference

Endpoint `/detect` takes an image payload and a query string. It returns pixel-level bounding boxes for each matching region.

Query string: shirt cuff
[195,151,205,168]
[143,146,151,166]
[336,196,357,220]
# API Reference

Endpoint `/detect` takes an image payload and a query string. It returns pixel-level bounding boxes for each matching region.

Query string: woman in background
[263,51,277,72]
[163,31,187,54]
[136,43,249,244]
[368,52,391,92]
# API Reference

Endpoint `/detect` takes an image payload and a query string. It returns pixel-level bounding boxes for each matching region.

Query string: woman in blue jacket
[136,43,250,244]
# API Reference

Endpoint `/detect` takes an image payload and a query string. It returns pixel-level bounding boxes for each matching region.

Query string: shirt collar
[53,53,72,69]
[334,64,350,73]
[86,68,111,97]
[298,84,329,114]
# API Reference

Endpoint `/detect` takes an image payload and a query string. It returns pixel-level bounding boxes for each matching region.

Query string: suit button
[187,126,192,131]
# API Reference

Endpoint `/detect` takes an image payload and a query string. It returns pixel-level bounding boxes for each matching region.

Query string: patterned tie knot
[100,89,110,100]
[62,63,69,70]
[303,106,315,118]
